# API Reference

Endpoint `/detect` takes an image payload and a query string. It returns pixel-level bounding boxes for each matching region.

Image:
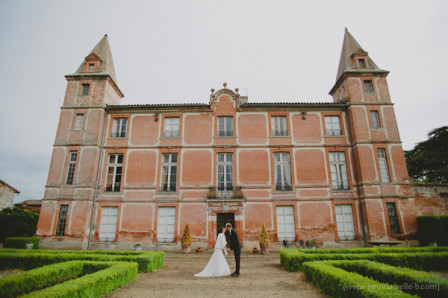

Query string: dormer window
[358,58,366,68]
[89,63,95,72]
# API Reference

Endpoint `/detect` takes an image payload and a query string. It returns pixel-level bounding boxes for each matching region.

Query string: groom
[225,223,241,277]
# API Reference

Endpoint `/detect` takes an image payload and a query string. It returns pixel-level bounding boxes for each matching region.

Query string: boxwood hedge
[417,215,448,246]
[3,237,40,249]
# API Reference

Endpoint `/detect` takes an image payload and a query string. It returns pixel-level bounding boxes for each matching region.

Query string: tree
[0,207,39,242]
[405,126,448,183]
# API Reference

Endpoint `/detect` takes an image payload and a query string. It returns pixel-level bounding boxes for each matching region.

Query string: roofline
[65,73,124,98]
[0,179,20,194]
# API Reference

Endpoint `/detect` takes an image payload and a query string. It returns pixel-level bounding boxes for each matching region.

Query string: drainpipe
[87,106,108,250]
[344,104,368,247]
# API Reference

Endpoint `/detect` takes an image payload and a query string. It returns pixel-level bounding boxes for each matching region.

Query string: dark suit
[226,228,242,274]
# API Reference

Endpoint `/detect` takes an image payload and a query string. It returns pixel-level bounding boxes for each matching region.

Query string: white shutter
[99,207,118,242]
[157,207,175,243]
[276,206,296,241]
[335,205,355,240]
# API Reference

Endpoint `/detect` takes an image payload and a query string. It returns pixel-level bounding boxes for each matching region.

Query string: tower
[329,29,416,241]
[36,35,124,249]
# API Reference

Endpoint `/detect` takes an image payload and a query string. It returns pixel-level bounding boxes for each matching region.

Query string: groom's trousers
[234,247,241,274]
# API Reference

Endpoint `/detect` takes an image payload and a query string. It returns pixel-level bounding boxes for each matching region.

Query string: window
[88,63,94,72]
[218,117,233,136]
[377,149,390,183]
[276,206,296,241]
[274,152,292,191]
[271,116,288,136]
[358,58,366,68]
[161,154,178,192]
[112,118,127,138]
[66,151,77,185]
[329,152,349,190]
[74,114,84,130]
[81,84,90,96]
[217,153,233,189]
[325,116,342,136]
[56,205,68,236]
[387,202,401,234]
[157,207,175,243]
[106,154,123,192]
[335,204,355,240]
[338,90,342,100]
[364,80,374,93]
[99,207,118,242]
[163,117,180,137]
[370,111,380,129]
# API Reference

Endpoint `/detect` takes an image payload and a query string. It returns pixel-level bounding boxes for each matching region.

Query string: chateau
[36,30,417,250]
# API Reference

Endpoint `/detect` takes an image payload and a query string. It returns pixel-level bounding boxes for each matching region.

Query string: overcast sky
[0,1,447,203]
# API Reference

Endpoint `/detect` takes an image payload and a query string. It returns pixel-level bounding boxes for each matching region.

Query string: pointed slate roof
[335,28,387,83]
[72,34,118,84]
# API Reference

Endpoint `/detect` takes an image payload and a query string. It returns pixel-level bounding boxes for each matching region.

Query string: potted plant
[181,224,192,254]
[259,223,270,254]
[195,245,203,254]
[252,246,260,254]
[305,239,316,249]
[133,243,142,251]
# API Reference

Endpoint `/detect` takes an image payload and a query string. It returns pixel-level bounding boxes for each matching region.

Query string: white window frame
[329,152,349,190]
[74,114,84,130]
[161,153,178,192]
[276,206,296,241]
[377,148,390,183]
[271,116,288,136]
[371,111,380,129]
[335,204,356,241]
[106,154,123,192]
[217,153,233,189]
[112,118,127,138]
[274,152,292,191]
[157,207,176,243]
[325,116,342,136]
[218,116,233,136]
[163,117,180,137]
[66,151,77,185]
[99,206,118,242]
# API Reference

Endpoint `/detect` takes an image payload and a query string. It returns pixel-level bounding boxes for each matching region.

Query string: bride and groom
[194,223,241,278]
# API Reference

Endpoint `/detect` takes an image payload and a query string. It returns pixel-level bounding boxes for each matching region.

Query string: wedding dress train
[194,233,231,277]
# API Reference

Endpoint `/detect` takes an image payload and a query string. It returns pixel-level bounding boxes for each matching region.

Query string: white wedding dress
[194,233,231,277]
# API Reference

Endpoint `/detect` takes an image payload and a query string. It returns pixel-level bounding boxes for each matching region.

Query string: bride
[194,227,231,277]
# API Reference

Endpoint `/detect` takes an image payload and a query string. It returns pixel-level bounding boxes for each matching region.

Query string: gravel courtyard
[105,251,326,298]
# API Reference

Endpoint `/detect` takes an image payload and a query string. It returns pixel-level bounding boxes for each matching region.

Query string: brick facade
[37,31,420,250]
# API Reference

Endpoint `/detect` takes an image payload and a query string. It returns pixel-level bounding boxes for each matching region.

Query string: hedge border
[23,261,137,298]
[302,261,413,298]
[281,251,448,272]
[0,249,164,273]
[332,260,448,298]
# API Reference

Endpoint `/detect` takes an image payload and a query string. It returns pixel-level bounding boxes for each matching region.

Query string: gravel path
[105,251,326,298]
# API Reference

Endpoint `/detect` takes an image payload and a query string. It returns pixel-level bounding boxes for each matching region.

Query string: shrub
[0,260,137,298]
[417,215,448,246]
[3,237,39,249]
[0,207,39,242]
[332,260,448,298]
[259,223,270,248]
[281,250,448,271]
[180,224,192,247]
[302,261,412,297]
[0,250,164,273]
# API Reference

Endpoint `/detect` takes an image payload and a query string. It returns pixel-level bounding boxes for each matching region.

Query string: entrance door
[335,204,355,240]
[99,207,118,242]
[157,207,175,243]
[217,213,234,236]
[276,206,296,241]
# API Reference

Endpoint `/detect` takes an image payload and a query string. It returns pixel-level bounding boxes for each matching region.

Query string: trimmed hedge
[281,250,448,271]
[332,260,448,298]
[284,246,448,254]
[3,237,39,249]
[0,260,137,298]
[23,262,137,298]
[417,215,448,246]
[302,261,413,297]
[0,249,164,273]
